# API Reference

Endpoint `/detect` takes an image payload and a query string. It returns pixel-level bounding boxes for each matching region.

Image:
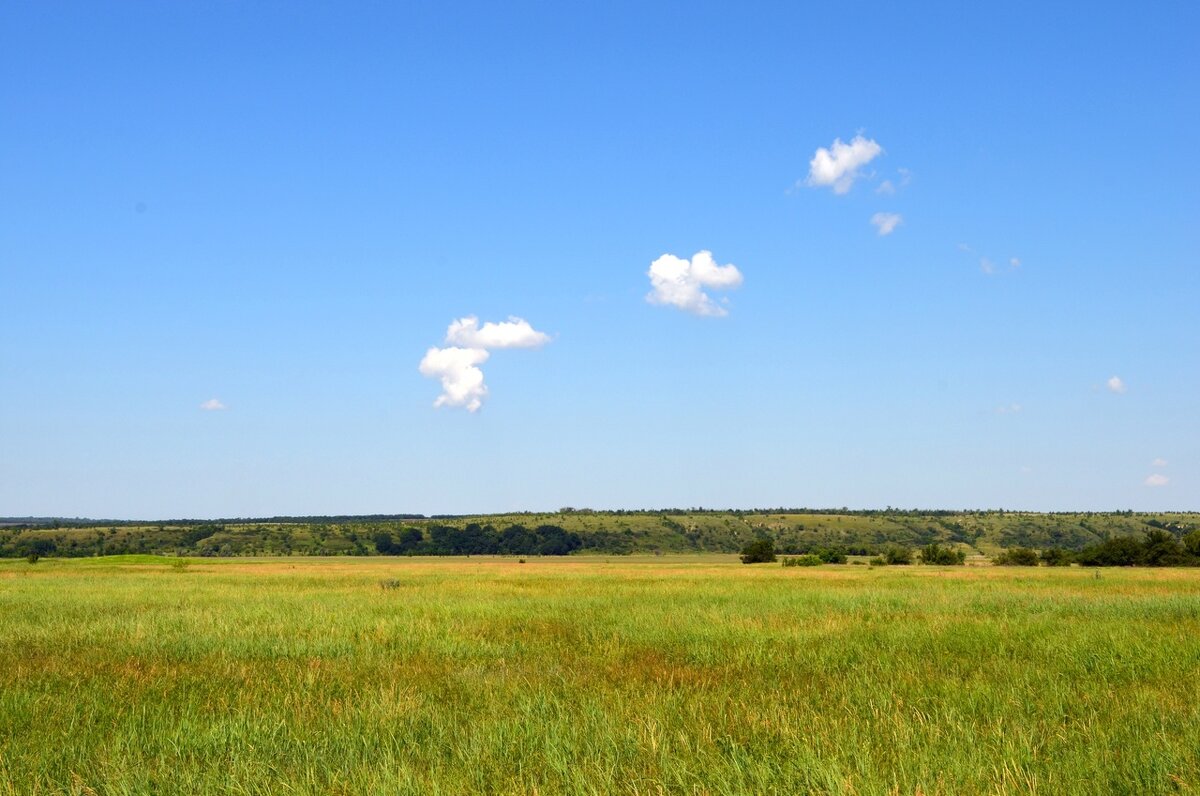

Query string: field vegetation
[1,556,1198,794]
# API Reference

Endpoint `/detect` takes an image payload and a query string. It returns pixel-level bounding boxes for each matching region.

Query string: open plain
[2,556,1199,794]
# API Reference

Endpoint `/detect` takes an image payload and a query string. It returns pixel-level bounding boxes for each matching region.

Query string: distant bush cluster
[993,530,1200,567]
[374,523,582,557]
[781,555,822,567]
[918,543,966,565]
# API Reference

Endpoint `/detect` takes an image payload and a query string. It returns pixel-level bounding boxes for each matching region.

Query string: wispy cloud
[870,212,903,236]
[1107,376,1127,394]
[960,244,1021,276]
[1152,457,1168,467]
[875,167,911,195]
[1144,473,1169,487]
[646,250,743,317]
[419,316,549,412]
[995,403,1023,415]
[200,398,227,411]
[805,135,883,194]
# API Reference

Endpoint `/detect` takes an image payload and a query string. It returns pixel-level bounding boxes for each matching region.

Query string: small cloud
[446,316,550,349]
[419,316,550,412]
[964,245,1020,276]
[418,346,490,413]
[200,398,227,411]
[646,250,743,317]
[870,212,903,236]
[805,135,883,194]
[875,168,911,196]
[1152,457,1168,467]
[1144,473,1169,487]
[1107,376,1127,394]
[995,403,1022,415]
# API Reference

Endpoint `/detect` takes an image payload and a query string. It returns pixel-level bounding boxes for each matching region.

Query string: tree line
[373,524,583,556]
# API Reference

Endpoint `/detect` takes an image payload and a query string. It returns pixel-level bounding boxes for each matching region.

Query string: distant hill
[1,509,1197,558]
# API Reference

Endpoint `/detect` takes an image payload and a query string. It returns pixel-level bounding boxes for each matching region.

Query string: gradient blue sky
[2,2,1196,518]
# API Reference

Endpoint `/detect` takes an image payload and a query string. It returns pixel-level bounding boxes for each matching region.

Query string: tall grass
[1,557,1198,794]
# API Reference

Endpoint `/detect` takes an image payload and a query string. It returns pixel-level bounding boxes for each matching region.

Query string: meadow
[2,556,1198,795]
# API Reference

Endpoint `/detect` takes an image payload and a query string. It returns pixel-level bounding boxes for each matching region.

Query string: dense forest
[2,509,1197,562]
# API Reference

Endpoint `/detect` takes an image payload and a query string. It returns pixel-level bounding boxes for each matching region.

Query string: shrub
[740,539,777,564]
[994,547,1039,566]
[1142,529,1187,566]
[1076,536,1145,567]
[814,547,848,564]
[1184,530,1200,559]
[1040,547,1074,567]
[782,554,821,567]
[884,546,913,565]
[919,543,965,565]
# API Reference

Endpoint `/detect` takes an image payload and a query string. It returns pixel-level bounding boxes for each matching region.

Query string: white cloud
[960,244,1021,276]
[418,346,491,413]
[995,403,1022,415]
[1152,457,1168,467]
[445,316,550,350]
[419,315,551,412]
[1107,376,1127,394]
[200,398,227,411]
[1144,473,1169,487]
[805,135,883,194]
[871,212,903,236]
[646,250,743,317]
[875,168,911,195]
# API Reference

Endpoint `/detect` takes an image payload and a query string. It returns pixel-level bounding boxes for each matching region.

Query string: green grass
[2,557,1199,794]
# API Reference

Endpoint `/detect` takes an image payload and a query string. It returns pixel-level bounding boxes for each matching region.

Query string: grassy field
[2,557,1199,794]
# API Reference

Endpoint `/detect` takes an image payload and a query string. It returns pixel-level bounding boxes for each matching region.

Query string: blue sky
[2,2,1196,518]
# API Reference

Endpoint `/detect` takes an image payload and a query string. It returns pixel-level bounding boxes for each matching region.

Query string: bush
[994,547,1039,566]
[740,538,777,564]
[781,554,821,567]
[1142,529,1187,566]
[919,543,965,565]
[1076,536,1145,567]
[814,546,848,564]
[1184,530,1200,559]
[884,546,913,565]
[1040,547,1074,567]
